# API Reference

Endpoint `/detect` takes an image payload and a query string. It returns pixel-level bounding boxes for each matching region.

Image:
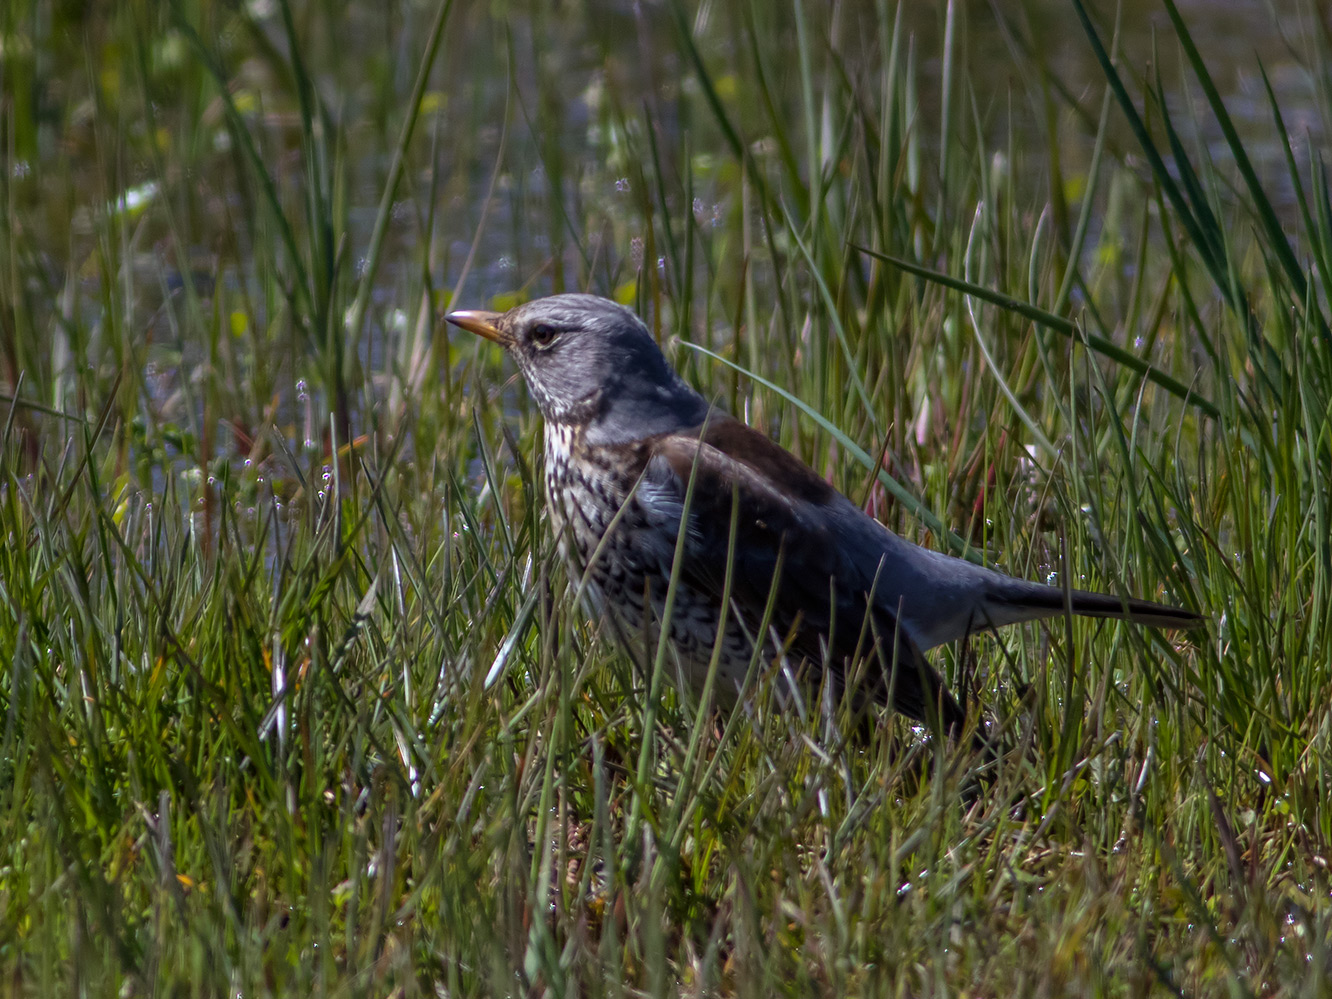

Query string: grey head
[447,294,712,443]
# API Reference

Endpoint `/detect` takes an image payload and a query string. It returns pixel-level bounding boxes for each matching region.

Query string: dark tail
[989,580,1206,632]
[1066,588,1205,629]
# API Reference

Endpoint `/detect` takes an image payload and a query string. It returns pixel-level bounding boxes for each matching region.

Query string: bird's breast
[540,424,773,699]
[545,425,623,552]
[542,430,693,612]
[543,426,645,603]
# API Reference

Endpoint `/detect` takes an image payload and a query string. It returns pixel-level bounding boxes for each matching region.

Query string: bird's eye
[530,323,560,349]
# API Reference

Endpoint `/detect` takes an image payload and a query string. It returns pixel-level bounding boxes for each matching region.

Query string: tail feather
[1066,588,1205,630]
[990,580,1205,631]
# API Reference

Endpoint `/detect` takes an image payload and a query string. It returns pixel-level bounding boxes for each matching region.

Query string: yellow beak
[445,309,511,346]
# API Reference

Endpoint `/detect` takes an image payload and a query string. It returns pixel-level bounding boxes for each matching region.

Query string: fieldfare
[448,295,1203,738]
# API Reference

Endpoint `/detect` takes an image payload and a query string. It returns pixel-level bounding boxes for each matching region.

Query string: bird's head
[447,294,711,441]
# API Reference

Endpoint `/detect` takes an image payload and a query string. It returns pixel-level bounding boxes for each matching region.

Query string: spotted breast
[543,422,757,701]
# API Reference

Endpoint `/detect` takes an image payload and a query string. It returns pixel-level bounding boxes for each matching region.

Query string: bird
[447,294,1204,740]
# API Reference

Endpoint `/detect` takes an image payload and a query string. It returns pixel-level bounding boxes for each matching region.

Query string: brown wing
[641,416,966,733]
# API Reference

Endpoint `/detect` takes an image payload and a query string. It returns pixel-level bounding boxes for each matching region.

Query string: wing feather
[642,417,966,732]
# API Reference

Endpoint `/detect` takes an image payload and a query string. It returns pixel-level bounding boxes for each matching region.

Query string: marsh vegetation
[1,0,1329,994]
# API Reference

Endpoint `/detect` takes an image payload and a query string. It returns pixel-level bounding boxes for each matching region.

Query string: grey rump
[447,294,1203,735]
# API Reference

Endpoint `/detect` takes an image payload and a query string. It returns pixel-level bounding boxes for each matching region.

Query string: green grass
[2,0,1330,994]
